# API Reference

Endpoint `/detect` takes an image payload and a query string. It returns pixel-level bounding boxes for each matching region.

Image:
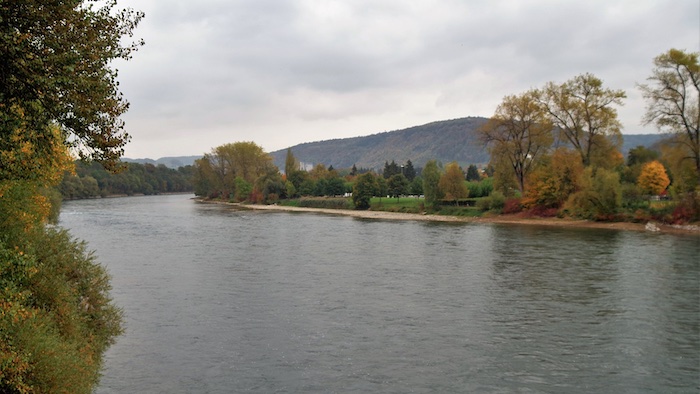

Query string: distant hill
[270,117,491,171]
[122,155,202,169]
[621,133,665,155]
[270,117,666,171]
[122,121,666,172]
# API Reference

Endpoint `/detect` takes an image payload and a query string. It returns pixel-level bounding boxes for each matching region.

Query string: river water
[58,194,699,393]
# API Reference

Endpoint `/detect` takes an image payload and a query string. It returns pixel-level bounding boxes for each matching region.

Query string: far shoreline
[194,198,700,236]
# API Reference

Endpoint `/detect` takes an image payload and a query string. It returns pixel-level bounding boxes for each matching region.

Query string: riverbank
[196,199,700,236]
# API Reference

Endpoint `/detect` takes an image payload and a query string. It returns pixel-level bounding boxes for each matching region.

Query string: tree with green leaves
[639,49,699,185]
[422,160,443,210]
[404,160,416,181]
[0,1,144,173]
[383,160,401,178]
[387,174,409,201]
[564,167,622,219]
[465,164,481,181]
[410,176,423,195]
[539,73,626,167]
[352,172,377,209]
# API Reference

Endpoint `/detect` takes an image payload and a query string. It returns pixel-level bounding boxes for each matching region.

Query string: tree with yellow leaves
[439,162,469,205]
[637,160,670,196]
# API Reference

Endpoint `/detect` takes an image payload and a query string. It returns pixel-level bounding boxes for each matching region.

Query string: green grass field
[280,196,486,217]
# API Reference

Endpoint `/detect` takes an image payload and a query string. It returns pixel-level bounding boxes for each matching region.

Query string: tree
[0,1,144,172]
[284,148,299,177]
[422,160,443,209]
[376,176,388,200]
[193,141,275,199]
[325,177,346,196]
[383,160,401,178]
[523,148,584,209]
[639,49,700,185]
[564,167,622,219]
[622,145,660,184]
[410,176,423,195]
[479,90,554,194]
[352,173,377,209]
[465,164,481,181]
[308,163,329,180]
[659,137,699,194]
[404,160,416,181]
[637,160,670,195]
[627,145,660,166]
[387,174,409,201]
[439,162,469,205]
[539,73,626,167]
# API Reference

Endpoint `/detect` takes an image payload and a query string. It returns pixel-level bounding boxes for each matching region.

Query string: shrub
[671,193,700,224]
[476,191,505,212]
[0,229,123,394]
[502,198,523,214]
[526,205,559,218]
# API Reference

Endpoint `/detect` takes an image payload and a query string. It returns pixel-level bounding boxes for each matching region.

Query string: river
[58,194,699,393]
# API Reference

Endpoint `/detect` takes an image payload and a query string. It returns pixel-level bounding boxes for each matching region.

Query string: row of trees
[193,138,495,212]
[478,48,699,221]
[60,161,194,199]
[194,49,697,222]
[1,1,143,392]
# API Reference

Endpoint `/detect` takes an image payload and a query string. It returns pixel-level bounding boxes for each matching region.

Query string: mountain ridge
[125,117,665,170]
[270,117,491,171]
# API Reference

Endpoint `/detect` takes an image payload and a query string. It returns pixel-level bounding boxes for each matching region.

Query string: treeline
[193,140,494,209]
[59,161,194,199]
[476,49,700,223]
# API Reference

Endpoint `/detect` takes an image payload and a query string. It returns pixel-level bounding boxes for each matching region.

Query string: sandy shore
[196,199,700,236]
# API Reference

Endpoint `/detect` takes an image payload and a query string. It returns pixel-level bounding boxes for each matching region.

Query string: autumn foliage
[637,161,670,195]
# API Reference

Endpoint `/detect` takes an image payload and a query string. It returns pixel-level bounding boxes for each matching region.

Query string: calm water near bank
[59,194,699,393]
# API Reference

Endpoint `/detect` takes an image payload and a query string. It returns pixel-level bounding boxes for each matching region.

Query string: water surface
[59,194,700,393]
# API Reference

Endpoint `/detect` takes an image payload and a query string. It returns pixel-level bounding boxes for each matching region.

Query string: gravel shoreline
[196,199,700,236]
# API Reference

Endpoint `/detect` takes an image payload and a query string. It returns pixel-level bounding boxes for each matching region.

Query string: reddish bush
[632,209,651,223]
[527,206,559,217]
[249,188,264,204]
[672,195,700,224]
[502,198,523,214]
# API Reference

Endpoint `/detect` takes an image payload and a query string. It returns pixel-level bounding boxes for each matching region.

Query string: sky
[112,0,700,159]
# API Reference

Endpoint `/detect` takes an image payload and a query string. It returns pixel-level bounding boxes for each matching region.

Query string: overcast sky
[113,0,699,159]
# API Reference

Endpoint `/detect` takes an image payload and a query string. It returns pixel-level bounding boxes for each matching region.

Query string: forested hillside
[269,117,665,171]
[270,117,490,171]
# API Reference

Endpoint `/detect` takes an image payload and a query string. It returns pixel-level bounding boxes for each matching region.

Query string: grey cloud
[114,0,699,158]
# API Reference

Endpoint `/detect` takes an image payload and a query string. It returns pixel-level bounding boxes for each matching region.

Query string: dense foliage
[60,161,194,199]
[0,135,124,393]
[0,0,144,171]
[1,1,141,391]
[478,59,699,223]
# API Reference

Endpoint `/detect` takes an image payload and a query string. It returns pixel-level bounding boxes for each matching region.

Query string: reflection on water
[59,194,700,393]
